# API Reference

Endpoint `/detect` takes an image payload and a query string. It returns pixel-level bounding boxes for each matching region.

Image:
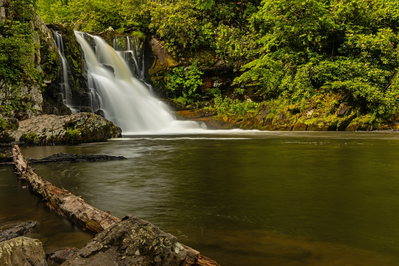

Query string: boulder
[0,237,47,266]
[62,215,207,266]
[6,112,119,145]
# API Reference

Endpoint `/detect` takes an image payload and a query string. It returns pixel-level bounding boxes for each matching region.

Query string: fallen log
[12,145,121,234]
[11,145,219,266]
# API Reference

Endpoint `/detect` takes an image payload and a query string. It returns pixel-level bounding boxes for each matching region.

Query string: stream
[2,131,399,265]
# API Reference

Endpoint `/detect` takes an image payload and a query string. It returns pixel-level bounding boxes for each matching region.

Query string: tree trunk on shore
[11,145,219,266]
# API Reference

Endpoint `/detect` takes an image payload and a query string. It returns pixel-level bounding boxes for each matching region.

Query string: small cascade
[53,32,78,113]
[113,36,144,79]
[75,32,205,135]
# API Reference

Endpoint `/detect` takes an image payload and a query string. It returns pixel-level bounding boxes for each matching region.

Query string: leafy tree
[234,0,399,116]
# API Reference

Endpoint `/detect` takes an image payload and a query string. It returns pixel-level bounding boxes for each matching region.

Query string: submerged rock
[62,215,201,266]
[0,237,47,266]
[5,113,119,145]
[0,221,38,242]
[28,153,126,163]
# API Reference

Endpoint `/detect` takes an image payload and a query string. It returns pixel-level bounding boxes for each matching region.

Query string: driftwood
[11,145,219,266]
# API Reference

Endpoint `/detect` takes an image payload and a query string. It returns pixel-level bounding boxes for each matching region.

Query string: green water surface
[2,131,399,265]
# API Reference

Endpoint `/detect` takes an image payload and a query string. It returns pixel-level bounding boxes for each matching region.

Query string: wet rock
[44,24,91,114]
[101,64,115,77]
[62,215,199,266]
[0,237,47,266]
[6,113,119,145]
[94,109,105,118]
[47,247,80,265]
[0,221,38,242]
[27,153,126,163]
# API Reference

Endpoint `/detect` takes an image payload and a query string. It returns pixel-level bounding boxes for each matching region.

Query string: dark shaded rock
[47,247,80,265]
[0,221,38,242]
[79,106,93,113]
[116,126,122,138]
[28,153,126,163]
[45,24,91,114]
[0,237,47,266]
[0,156,12,163]
[101,64,115,76]
[0,131,14,143]
[94,109,105,118]
[62,215,200,266]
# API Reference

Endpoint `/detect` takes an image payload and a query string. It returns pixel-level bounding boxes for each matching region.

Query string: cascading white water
[53,32,78,113]
[75,32,205,135]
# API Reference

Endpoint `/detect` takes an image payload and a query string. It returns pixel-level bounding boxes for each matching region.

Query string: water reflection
[9,131,399,265]
[0,166,92,252]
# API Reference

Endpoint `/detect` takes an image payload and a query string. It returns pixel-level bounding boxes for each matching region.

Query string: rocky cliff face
[0,0,64,119]
[46,24,92,113]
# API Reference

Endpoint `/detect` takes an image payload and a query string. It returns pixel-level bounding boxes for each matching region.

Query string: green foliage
[20,132,37,144]
[0,0,41,85]
[34,0,399,120]
[36,0,260,56]
[0,118,6,131]
[66,127,80,137]
[214,95,260,117]
[165,60,203,102]
[148,1,215,54]
[234,0,399,117]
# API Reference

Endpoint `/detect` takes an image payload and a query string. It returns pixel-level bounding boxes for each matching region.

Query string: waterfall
[74,32,205,135]
[53,32,78,113]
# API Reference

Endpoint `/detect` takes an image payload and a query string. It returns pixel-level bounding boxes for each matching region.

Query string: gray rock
[47,247,80,265]
[0,237,47,266]
[0,221,38,242]
[6,113,119,145]
[62,215,196,266]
